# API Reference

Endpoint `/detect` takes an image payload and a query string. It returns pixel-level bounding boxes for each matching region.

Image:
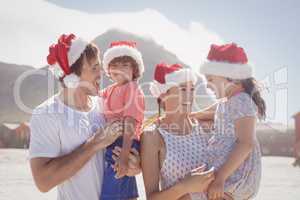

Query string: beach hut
[0,122,30,148]
[293,112,300,141]
[293,112,300,157]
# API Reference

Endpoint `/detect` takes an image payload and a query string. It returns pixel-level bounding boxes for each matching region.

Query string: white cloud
[0,0,222,70]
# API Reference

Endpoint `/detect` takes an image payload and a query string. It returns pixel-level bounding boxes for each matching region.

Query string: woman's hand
[207,176,225,200]
[112,146,141,178]
[180,167,215,194]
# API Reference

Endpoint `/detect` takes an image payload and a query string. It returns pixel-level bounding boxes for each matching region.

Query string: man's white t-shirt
[29,95,106,200]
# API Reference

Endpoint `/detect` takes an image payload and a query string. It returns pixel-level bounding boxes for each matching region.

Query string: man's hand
[29,121,122,193]
[88,120,123,151]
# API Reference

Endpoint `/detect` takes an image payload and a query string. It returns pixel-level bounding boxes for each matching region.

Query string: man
[29,34,140,200]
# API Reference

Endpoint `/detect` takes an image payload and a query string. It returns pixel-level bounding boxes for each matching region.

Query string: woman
[141,63,214,200]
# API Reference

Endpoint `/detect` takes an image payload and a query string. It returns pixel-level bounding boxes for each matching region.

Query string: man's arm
[30,122,122,193]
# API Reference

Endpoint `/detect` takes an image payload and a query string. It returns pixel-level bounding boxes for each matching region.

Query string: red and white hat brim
[149,68,198,98]
[103,45,144,76]
[199,61,253,80]
[49,37,88,88]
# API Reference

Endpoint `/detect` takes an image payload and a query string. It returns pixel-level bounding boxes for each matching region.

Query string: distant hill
[0,62,58,124]
[93,29,204,114]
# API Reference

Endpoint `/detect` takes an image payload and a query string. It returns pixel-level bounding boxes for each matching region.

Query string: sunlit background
[0,0,299,199]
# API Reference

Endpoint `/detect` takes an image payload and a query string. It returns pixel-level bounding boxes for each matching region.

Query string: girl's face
[109,62,134,85]
[162,81,195,115]
[79,56,102,96]
[205,75,230,98]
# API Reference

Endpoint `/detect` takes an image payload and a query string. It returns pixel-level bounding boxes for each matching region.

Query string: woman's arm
[141,131,187,199]
[208,116,256,199]
[141,131,214,200]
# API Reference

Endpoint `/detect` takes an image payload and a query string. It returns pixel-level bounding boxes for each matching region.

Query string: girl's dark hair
[59,43,99,87]
[157,98,162,118]
[157,98,164,126]
[230,78,266,120]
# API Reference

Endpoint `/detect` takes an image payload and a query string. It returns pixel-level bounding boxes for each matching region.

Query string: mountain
[93,29,207,114]
[93,28,186,86]
[0,29,296,156]
[0,62,58,124]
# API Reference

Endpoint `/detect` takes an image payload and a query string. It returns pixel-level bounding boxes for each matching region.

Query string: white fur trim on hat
[149,68,198,98]
[199,61,253,80]
[103,45,144,76]
[68,37,89,66]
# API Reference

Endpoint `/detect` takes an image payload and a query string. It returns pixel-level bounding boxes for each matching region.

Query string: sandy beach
[1,149,299,200]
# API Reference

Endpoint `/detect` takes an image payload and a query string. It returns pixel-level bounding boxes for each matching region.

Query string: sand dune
[1,149,300,200]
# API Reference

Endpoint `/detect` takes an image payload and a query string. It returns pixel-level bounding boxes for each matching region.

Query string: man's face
[79,56,102,96]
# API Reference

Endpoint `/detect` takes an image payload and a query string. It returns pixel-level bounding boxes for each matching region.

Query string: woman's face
[79,56,102,96]
[205,75,230,98]
[162,81,195,115]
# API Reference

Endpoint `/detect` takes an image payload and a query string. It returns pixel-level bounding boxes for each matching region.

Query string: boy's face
[108,61,134,84]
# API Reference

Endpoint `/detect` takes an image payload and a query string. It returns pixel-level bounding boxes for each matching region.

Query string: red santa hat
[149,63,198,98]
[47,33,89,88]
[199,43,253,79]
[103,41,144,76]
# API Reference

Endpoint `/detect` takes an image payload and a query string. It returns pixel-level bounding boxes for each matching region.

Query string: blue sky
[46,0,298,76]
[46,0,299,123]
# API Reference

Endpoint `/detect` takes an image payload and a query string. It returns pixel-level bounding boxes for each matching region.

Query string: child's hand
[208,176,225,200]
[115,152,129,178]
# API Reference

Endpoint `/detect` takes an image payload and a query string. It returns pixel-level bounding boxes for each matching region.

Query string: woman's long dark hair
[240,78,266,120]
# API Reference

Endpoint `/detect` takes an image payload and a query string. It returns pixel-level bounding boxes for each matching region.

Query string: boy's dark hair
[109,56,140,81]
[59,43,99,87]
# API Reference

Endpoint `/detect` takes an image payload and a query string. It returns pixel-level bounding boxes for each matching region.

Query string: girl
[99,41,145,200]
[142,63,215,200]
[197,43,266,200]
